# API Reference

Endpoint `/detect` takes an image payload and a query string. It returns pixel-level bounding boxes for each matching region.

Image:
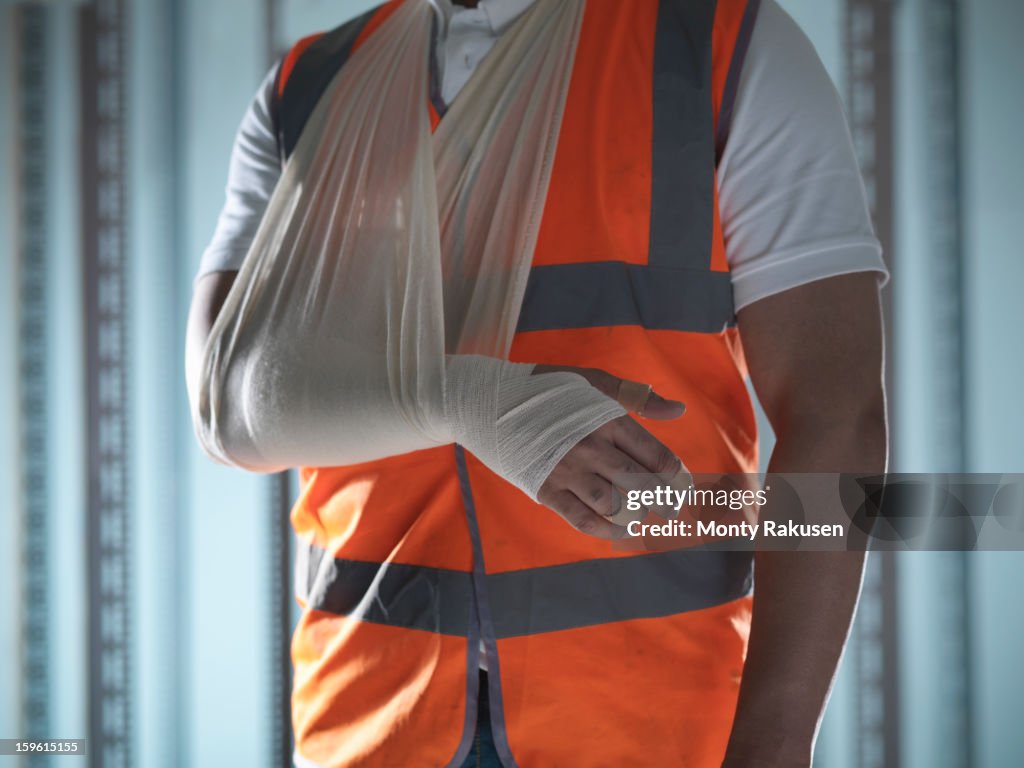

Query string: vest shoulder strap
[271,3,391,164]
[713,0,762,165]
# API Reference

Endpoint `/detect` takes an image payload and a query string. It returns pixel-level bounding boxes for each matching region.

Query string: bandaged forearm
[193,348,623,500]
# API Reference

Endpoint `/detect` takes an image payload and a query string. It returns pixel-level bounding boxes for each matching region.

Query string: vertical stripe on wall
[268,472,293,768]
[922,1,973,765]
[129,0,189,762]
[79,1,133,765]
[264,2,296,765]
[922,5,967,474]
[844,2,900,767]
[16,6,51,761]
[167,0,191,760]
[845,0,895,443]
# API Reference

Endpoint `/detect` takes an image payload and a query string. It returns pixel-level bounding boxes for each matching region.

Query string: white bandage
[444,356,625,500]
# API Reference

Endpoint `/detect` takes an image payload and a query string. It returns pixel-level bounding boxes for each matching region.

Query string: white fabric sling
[190,0,626,500]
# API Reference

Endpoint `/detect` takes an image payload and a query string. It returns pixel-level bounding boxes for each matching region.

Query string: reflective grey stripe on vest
[295,540,753,638]
[516,0,733,333]
[649,0,717,272]
[517,263,734,333]
[487,546,753,638]
[294,538,474,636]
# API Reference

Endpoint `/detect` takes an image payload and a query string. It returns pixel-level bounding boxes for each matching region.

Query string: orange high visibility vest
[275,1,763,765]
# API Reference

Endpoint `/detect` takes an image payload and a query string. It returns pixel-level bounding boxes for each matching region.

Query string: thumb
[616,378,685,420]
[636,390,686,420]
[531,364,685,420]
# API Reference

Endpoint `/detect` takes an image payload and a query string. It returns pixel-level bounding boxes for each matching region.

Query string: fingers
[609,416,686,481]
[543,418,686,525]
[544,447,645,530]
[538,488,628,540]
[590,445,674,518]
[565,473,645,528]
[566,424,672,519]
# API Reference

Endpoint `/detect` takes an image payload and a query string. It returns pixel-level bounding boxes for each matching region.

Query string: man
[187,0,888,765]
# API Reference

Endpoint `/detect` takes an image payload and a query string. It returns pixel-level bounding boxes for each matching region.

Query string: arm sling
[190,0,626,500]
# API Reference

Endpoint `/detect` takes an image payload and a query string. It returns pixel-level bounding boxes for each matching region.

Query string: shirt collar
[428,0,452,28]
[428,0,537,35]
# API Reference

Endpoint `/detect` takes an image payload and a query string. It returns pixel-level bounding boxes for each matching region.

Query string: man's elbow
[773,385,888,473]
[185,270,278,471]
[845,389,888,470]
[190,350,290,473]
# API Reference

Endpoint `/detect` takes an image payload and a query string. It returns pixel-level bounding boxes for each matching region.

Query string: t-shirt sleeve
[717,0,889,313]
[195,63,282,282]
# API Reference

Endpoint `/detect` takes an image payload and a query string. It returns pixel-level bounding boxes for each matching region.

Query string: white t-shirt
[198,0,888,311]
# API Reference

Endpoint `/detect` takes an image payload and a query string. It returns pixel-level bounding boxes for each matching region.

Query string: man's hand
[532,365,687,540]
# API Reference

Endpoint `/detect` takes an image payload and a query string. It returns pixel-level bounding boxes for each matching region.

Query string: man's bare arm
[185,270,237,410]
[724,272,888,766]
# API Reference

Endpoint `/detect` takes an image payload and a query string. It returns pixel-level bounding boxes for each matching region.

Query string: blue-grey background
[0,0,1022,765]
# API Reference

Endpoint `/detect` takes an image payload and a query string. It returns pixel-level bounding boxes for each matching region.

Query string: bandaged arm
[186,273,624,500]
